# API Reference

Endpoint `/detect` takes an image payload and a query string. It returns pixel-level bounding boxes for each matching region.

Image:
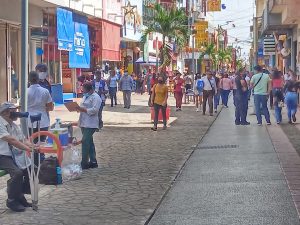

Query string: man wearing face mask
[35,64,52,95]
[76,82,101,169]
[0,102,35,212]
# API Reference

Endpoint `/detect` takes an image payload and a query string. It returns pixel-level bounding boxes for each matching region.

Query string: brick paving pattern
[0,94,216,225]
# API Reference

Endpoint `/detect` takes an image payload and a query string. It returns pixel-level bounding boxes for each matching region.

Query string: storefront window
[10,28,20,100]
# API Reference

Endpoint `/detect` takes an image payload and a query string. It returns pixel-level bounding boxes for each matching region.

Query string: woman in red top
[272,70,284,124]
[173,72,184,111]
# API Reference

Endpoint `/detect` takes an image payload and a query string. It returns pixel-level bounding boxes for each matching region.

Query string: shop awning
[135,56,160,64]
[101,20,121,61]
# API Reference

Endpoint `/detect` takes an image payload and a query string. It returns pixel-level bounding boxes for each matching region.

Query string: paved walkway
[0,94,216,225]
[149,101,300,225]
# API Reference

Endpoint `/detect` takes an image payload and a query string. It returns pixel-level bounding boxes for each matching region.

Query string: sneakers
[292,114,297,122]
[18,196,32,208]
[257,123,262,126]
[89,161,98,169]
[6,199,25,212]
[81,163,90,170]
[241,122,250,126]
[267,122,272,125]
[196,108,199,112]
[151,127,157,131]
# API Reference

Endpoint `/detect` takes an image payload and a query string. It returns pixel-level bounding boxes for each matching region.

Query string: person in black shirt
[35,64,52,95]
[235,69,250,125]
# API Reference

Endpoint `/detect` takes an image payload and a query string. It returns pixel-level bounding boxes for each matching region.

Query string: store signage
[69,13,90,68]
[195,21,209,47]
[207,0,221,12]
[263,36,276,56]
[57,8,74,51]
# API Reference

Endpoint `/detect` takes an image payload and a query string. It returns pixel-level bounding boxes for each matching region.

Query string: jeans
[98,102,105,129]
[81,128,97,166]
[153,103,167,128]
[254,94,271,124]
[235,93,248,124]
[203,90,214,115]
[272,88,283,123]
[233,89,237,106]
[214,92,220,110]
[221,89,230,107]
[123,90,132,108]
[174,92,183,109]
[0,156,30,200]
[109,87,117,106]
[285,92,298,122]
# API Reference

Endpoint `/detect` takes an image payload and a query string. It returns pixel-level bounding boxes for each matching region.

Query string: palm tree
[199,43,217,70]
[217,48,232,71]
[141,3,189,69]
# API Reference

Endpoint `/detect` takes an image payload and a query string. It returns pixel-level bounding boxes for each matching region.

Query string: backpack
[39,156,59,185]
[196,79,204,92]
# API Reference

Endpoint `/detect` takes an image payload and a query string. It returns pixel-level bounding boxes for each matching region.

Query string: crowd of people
[0,62,300,212]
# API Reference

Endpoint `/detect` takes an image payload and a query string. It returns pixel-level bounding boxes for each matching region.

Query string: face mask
[39,72,47,80]
[158,80,163,84]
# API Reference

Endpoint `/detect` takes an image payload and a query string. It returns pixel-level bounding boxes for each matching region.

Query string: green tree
[199,43,217,70]
[217,48,232,70]
[141,4,189,69]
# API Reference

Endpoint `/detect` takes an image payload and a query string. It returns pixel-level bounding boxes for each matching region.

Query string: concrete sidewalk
[149,103,300,225]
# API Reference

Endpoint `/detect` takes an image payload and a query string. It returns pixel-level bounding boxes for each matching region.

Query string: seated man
[0,102,34,212]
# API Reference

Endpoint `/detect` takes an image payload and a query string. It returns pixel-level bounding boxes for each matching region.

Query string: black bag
[39,156,58,185]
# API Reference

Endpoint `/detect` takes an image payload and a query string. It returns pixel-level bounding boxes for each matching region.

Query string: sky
[208,0,255,60]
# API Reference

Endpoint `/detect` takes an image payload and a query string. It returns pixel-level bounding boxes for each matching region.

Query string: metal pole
[156,36,159,72]
[191,0,195,83]
[21,0,29,136]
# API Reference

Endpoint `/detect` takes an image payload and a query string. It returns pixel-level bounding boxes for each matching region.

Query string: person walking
[93,71,108,129]
[150,75,168,131]
[284,75,300,124]
[173,72,184,111]
[220,73,232,108]
[107,70,118,107]
[202,72,216,116]
[272,70,284,124]
[234,70,250,125]
[76,82,101,169]
[250,65,272,126]
[213,73,221,113]
[194,73,204,112]
[119,70,133,109]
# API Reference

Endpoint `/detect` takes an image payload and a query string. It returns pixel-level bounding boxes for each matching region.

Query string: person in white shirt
[27,71,54,163]
[0,102,34,212]
[76,82,101,170]
[202,72,217,116]
[28,71,54,138]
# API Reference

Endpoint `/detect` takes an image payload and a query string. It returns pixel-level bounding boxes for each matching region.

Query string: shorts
[185,84,192,91]
[194,90,203,96]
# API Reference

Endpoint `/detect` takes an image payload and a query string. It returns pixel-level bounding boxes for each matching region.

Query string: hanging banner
[57,8,74,51]
[69,13,90,69]
[207,0,221,12]
[195,21,209,48]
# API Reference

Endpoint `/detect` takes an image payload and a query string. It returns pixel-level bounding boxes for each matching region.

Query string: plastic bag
[61,145,82,182]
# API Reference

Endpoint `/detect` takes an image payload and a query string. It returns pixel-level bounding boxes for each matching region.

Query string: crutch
[27,113,42,211]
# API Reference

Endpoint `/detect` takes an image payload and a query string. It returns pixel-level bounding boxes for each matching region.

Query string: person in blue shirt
[107,70,119,107]
[92,71,108,129]
[35,64,52,95]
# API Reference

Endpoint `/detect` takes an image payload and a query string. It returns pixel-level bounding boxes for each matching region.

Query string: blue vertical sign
[69,13,90,68]
[57,8,74,51]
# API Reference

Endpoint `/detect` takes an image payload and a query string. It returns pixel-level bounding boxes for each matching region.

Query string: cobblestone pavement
[0,93,217,225]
